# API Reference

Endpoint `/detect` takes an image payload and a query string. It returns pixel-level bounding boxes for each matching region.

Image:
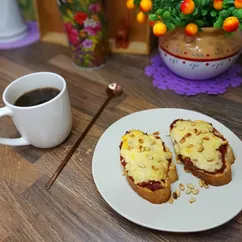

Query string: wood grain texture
[0,42,242,241]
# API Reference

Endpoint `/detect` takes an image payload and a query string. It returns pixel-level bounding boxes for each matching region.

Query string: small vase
[159,27,242,80]
[57,0,109,69]
[0,0,28,43]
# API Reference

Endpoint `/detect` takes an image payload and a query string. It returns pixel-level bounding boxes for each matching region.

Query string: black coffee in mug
[14,87,61,107]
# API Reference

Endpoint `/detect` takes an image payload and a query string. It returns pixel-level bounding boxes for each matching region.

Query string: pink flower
[89,3,101,13]
[64,23,79,46]
[84,21,101,36]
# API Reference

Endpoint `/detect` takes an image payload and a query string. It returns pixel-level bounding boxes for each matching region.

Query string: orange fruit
[213,0,223,10]
[126,0,135,9]
[140,0,152,12]
[235,0,242,8]
[180,0,195,15]
[153,22,167,37]
[223,16,240,32]
[137,11,147,23]
[185,23,198,36]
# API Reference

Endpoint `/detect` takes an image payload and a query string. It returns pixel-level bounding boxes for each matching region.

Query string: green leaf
[167,23,176,30]
[213,18,224,28]
[195,20,205,27]
[156,9,163,16]
[149,14,159,21]
[210,10,217,17]
[192,8,198,16]
[220,10,229,19]
[162,11,171,19]
[201,9,208,16]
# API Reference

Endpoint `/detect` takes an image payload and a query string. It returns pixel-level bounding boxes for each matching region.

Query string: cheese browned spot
[170,120,225,173]
[120,130,172,185]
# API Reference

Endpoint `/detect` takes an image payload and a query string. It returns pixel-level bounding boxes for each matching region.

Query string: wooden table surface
[0,42,242,242]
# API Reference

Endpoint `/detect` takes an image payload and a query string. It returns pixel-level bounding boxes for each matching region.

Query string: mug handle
[0,106,29,146]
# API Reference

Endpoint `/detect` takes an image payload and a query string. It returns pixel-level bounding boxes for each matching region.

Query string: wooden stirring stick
[45,83,123,190]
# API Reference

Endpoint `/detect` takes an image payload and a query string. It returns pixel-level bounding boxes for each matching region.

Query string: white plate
[92,109,242,232]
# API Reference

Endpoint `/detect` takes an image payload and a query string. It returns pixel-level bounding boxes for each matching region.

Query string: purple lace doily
[145,54,242,96]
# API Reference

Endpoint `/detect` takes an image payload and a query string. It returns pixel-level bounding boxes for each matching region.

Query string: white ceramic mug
[0,72,72,148]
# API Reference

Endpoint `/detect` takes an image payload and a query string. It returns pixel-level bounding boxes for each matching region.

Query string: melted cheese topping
[120,130,172,184]
[170,120,225,172]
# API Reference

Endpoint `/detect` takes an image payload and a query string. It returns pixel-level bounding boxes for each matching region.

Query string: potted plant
[126,0,242,80]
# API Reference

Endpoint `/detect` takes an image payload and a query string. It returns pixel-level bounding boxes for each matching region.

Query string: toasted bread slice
[170,119,235,186]
[120,130,178,204]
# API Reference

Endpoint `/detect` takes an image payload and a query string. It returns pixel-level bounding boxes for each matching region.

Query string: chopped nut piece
[176,189,181,197]
[177,159,182,164]
[153,131,160,136]
[184,167,190,173]
[203,136,210,140]
[179,183,185,191]
[204,183,209,189]
[129,133,134,137]
[207,157,214,162]
[169,197,174,204]
[192,189,199,195]
[180,137,186,143]
[138,138,144,144]
[152,165,158,171]
[214,131,220,136]
[187,144,194,148]
[198,139,203,144]
[198,146,204,152]
[173,192,178,200]
[222,140,228,145]
[160,180,166,187]
[138,164,146,168]
[151,140,156,145]
[199,179,204,188]
[189,197,196,203]
[128,146,133,150]
[87,148,92,153]
[186,188,192,194]
[187,183,195,189]
[147,154,154,160]
[165,146,170,152]
[185,133,192,137]
[196,130,201,136]
[194,128,198,134]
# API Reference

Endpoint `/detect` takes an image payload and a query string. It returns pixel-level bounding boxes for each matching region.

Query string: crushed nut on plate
[173,192,178,200]
[176,189,181,197]
[153,131,160,136]
[187,183,195,189]
[179,183,185,191]
[199,179,204,188]
[204,183,209,189]
[189,197,196,203]
[184,168,190,173]
[169,197,174,204]
[192,189,199,195]
[186,188,192,194]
